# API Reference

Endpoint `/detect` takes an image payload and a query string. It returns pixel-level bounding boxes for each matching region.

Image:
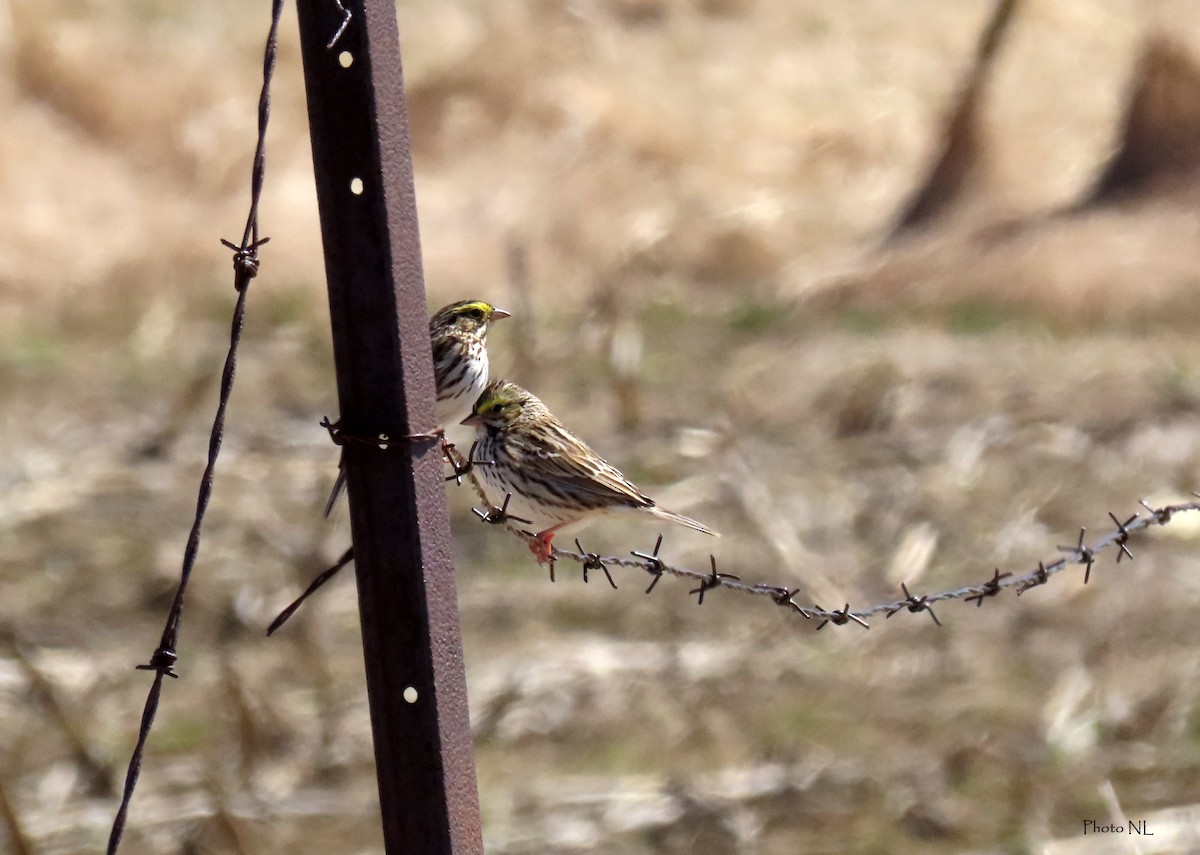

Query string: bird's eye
[466,308,485,321]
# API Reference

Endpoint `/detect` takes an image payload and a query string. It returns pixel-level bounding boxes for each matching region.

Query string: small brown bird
[463,379,717,563]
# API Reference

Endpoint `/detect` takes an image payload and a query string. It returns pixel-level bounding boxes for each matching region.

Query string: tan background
[4,1,1200,852]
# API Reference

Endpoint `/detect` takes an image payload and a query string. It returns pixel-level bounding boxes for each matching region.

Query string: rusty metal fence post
[294,2,483,852]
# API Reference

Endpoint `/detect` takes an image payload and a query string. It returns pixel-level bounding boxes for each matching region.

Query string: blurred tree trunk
[885,0,1020,241]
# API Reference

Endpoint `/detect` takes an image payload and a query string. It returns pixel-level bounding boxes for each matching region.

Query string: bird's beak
[461,413,483,427]
[490,307,511,320]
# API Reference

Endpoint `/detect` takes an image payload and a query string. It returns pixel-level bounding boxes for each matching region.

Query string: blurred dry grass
[5,0,1200,853]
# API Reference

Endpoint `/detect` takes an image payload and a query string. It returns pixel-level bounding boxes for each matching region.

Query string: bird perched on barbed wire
[325,299,510,516]
[462,379,718,564]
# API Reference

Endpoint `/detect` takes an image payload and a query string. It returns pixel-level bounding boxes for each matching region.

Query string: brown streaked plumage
[463,379,717,563]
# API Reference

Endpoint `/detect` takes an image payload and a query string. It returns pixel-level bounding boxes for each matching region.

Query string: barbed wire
[325,0,352,49]
[450,453,1198,629]
[269,423,1200,637]
[104,2,284,853]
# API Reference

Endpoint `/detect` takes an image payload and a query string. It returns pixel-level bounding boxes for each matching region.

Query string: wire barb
[816,604,869,630]
[1058,527,1097,583]
[473,492,531,527]
[134,647,179,679]
[575,539,617,588]
[325,0,352,49]
[1139,498,1173,525]
[1016,562,1050,596]
[785,598,813,619]
[964,569,1011,607]
[631,534,667,594]
[761,585,812,618]
[886,582,941,625]
[219,236,270,288]
[1108,511,1137,563]
[445,439,494,484]
[688,555,740,605]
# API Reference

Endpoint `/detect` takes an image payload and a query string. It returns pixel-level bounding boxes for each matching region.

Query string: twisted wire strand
[458,458,1198,628]
[105,2,285,851]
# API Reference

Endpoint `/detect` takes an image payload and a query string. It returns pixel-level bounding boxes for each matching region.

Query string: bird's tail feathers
[648,505,719,537]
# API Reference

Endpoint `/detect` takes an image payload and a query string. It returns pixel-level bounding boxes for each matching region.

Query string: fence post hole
[294,2,484,853]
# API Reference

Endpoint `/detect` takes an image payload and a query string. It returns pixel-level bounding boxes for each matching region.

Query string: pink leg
[529,530,557,565]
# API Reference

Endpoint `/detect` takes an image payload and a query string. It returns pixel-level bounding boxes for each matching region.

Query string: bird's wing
[522,423,653,509]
